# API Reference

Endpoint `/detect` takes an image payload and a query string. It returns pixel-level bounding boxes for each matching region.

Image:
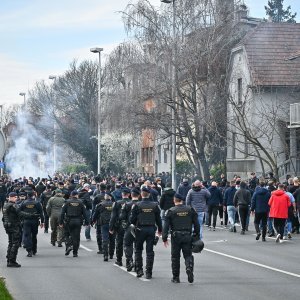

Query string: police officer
[109,187,130,266]
[92,183,106,254]
[59,190,89,257]
[2,192,35,267]
[120,187,140,272]
[19,189,44,257]
[40,185,53,233]
[92,192,115,261]
[129,187,162,279]
[162,193,200,283]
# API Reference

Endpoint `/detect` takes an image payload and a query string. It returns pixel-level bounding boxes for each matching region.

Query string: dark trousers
[43,208,49,231]
[0,194,6,211]
[238,205,249,232]
[101,224,115,257]
[6,227,20,262]
[273,218,286,239]
[96,224,102,251]
[135,226,156,274]
[65,219,82,254]
[254,212,268,238]
[23,219,39,253]
[218,206,228,225]
[207,205,219,228]
[171,232,193,278]
[124,226,135,263]
[115,227,125,261]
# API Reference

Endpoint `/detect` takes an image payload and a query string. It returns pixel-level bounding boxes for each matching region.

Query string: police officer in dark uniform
[92,183,106,254]
[59,190,89,257]
[40,185,53,233]
[162,193,200,283]
[19,189,44,257]
[129,186,162,279]
[109,187,131,266]
[120,188,140,271]
[2,192,37,267]
[92,192,115,261]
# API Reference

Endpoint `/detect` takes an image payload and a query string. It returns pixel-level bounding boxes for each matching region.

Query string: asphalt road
[0,216,299,300]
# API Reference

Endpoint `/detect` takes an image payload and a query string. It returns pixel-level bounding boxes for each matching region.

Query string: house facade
[227,22,300,180]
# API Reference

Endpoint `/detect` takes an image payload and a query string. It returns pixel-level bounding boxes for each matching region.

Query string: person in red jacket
[268,184,291,243]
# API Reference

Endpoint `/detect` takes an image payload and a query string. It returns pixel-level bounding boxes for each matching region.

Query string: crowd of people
[1,171,299,283]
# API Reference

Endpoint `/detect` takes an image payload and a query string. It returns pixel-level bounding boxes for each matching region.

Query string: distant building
[227,22,300,180]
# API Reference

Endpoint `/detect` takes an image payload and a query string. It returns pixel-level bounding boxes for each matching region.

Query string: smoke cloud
[5,109,58,179]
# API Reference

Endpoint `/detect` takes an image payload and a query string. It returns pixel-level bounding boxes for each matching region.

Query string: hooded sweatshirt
[268,190,291,219]
[251,187,270,213]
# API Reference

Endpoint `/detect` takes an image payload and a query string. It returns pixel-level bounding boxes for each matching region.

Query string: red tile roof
[241,22,300,87]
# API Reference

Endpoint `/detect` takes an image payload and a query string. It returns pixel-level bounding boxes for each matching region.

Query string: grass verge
[0,278,13,300]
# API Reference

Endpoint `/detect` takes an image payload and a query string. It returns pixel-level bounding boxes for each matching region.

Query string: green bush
[176,159,194,176]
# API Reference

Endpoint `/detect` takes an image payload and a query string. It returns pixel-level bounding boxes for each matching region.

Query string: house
[227,22,300,180]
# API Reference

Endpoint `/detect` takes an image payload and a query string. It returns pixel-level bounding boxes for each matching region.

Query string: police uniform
[92,193,115,261]
[162,193,200,283]
[2,192,33,267]
[59,192,89,257]
[109,188,130,266]
[92,191,106,254]
[119,188,140,271]
[19,193,44,257]
[40,188,53,233]
[130,187,162,279]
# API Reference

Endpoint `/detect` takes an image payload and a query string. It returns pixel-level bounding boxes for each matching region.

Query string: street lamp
[49,75,57,174]
[19,92,26,105]
[161,0,177,189]
[90,47,103,175]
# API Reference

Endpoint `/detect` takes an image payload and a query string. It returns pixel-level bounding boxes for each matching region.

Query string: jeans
[85,210,91,240]
[160,209,166,228]
[227,206,236,229]
[197,212,205,240]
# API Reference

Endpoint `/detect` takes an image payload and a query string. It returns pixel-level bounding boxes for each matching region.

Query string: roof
[240,22,300,87]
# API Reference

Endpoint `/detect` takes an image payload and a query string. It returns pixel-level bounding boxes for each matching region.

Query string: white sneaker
[275,234,281,243]
[283,236,288,240]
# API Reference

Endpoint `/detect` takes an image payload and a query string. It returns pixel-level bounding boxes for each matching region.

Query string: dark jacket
[223,186,236,206]
[177,182,191,201]
[160,188,175,210]
[207,186,223,206]
[251,187,271,213]
[233,188,251,207]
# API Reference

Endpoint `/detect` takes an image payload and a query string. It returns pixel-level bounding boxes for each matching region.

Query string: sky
[0,0,299,105]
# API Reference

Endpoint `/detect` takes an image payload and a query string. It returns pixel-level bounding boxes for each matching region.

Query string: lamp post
[161,0,177,189]
[90,47,103,175]
[49,75,57,174]
[19,92,26,105]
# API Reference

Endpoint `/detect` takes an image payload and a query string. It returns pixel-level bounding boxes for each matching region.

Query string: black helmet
[192,237,204,253]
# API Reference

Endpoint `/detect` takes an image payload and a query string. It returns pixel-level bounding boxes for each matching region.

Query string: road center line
[204,248,300,278]
[79,244,93,252]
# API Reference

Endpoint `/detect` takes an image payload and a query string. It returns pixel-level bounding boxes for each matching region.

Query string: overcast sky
[0,0,299,105]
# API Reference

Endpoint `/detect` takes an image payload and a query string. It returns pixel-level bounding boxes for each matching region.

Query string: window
[158,145,162,163]
[164,148,168,163]
[244,136,249,157]
[232,133,236,159]
[238,78,242,104]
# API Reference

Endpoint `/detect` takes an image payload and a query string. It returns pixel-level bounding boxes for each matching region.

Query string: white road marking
[113,264,150,282]
[79,244,93,252]
[204,248,300,278]
[206,240,227,243]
